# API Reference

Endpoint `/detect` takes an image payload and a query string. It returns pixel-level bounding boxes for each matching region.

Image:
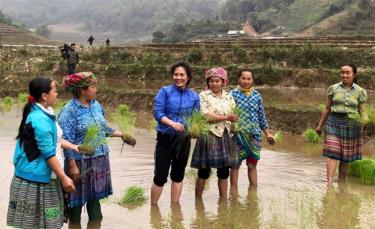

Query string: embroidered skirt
[7,176,64,229]
[323,113,363,162]
[232,131,262,168]
[65,154,113,208]
[191,130,238,169]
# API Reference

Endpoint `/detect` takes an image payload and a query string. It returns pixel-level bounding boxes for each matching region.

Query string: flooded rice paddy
[1,99,375,229]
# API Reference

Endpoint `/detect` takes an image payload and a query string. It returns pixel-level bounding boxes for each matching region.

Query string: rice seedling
[185,111,210,139]
[302,128,322,143]
[119,186,146,205]
[348,159,375,185]
[17,93,28,105]
[78,124,105,155]
[113,104,136,148]
[2,96,15,112]
[316,103,325,112]
[274,131,283,143]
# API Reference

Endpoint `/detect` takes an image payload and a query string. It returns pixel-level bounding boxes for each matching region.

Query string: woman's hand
[315,126,322,136]
[68,160,80,184]
[227,114,239,122]
[170,121,185,132]
[73,144,80,153]
[61,175,76,193]
[266,133,275,145]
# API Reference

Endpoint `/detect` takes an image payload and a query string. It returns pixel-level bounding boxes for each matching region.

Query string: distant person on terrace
[66,43,79,74]
[87,35,95,46]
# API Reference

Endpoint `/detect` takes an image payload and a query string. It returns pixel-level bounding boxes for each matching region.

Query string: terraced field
[0,23,54,45]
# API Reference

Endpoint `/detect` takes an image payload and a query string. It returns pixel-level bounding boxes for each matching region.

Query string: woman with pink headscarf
[191,67,239,199]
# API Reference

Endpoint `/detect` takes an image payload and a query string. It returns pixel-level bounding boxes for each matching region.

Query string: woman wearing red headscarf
[59,72,135,224]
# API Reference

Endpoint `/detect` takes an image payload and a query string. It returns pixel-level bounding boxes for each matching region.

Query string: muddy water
[1,109,375,229]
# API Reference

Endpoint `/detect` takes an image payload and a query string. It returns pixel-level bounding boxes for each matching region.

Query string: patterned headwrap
[63,72,97,94]
[205,67,228,86]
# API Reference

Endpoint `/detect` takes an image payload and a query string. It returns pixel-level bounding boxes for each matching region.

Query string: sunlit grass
[2,96,15,112]
[17,92,28,105]
[53,100,67,114]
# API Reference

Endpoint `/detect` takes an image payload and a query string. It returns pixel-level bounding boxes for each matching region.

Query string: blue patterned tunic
[230,88,269,141]
[58,99,115,160]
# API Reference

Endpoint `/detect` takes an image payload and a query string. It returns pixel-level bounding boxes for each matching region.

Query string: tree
[152,30,166,43]
[35,24,52,38]
[0,10,13,25]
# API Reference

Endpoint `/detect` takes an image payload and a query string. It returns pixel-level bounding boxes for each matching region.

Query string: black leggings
[153,132,191,187]
[197,167,230,180]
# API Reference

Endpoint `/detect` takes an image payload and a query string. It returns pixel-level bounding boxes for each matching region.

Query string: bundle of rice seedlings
[274,131,283,143]
[348,159,375,185]
[230,106,256,135]
[17,93,28,105]
[230,106,244,134]
[113,104,136,147]
[2,97,15,112]
[119,186,146,205]
[79,124,105,155]
[185,111,210,139]
[347,113,366,125]
[302,128,322,143]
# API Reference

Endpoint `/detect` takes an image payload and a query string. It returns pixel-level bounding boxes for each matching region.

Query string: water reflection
[191,186,261,229]
[150,205,163,229]
[318,184,361,229]
[68,220,101,229]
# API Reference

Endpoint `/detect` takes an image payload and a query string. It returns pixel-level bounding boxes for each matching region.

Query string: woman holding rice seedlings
[151,62,200,205]
[316,64,368,184]
[191,67,238,199]
[58,72,132,224]
[230,69,274,187]
[7,78,78,229]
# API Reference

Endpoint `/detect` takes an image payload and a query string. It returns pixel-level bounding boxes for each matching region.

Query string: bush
[116,50,134,63]
[187,48,203,64]
[232,43,247,63]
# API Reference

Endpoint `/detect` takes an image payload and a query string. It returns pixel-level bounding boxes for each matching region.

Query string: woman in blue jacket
[7,78,77,229]
[151,62,200,205]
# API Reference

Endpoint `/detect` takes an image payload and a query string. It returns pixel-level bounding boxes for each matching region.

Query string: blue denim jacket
[58,99,115,160]
[154,85,200,135]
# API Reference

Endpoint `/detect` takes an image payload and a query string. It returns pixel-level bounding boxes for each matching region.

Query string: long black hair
[16,78,52,144]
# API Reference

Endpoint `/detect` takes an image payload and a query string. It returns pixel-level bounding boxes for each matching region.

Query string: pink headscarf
[205,67,228,86]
